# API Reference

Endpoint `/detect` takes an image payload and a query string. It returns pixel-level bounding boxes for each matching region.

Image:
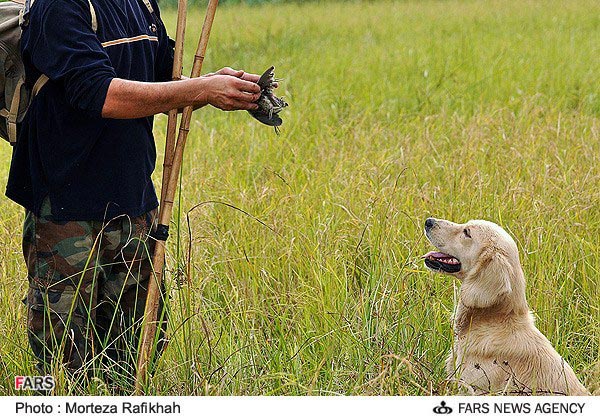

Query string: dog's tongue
[423,251,452,259]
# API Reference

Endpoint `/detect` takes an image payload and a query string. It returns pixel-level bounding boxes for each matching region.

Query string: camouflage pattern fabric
[23,199,167,391]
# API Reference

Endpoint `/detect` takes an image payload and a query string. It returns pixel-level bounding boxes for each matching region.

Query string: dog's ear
[461,252,513,308]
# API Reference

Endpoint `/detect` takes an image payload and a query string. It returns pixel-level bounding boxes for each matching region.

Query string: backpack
[0,0,32,143]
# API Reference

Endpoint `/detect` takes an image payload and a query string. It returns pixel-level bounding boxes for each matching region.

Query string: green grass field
[1,0,599,395]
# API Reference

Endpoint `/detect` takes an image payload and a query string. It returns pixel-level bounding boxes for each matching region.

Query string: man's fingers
[235,79,261,93]
[219,67,244,77]
[226,100,258,111]
[233,91,261,102]
[241,101,259,110]
[241,72,261,83]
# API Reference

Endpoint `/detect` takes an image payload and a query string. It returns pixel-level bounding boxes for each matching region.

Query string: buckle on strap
[151,224,170,242]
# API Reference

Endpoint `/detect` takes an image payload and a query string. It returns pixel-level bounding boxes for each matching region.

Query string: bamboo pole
[161,0,188,202]
[135,0,220,394]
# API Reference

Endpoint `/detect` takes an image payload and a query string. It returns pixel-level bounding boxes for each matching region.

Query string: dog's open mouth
[423,251,462,273]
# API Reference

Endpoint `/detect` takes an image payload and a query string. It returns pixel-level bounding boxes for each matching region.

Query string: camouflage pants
[23,199,167,389]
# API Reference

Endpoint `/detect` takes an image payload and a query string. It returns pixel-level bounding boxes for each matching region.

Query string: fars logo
[14,376,55,391]
[433,400,453,415]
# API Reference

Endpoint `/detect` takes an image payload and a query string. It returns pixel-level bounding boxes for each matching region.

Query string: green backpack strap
[6,77,25,143]
[31,73,48,96]
[88,0,97,32]
[140,0,154,14]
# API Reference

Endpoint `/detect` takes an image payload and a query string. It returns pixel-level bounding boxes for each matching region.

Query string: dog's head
[423,218,526,309]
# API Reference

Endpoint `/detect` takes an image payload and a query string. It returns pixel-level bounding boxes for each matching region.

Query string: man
[6,0,262,391]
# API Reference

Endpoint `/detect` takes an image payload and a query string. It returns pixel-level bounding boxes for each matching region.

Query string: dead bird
[248,66,288,134]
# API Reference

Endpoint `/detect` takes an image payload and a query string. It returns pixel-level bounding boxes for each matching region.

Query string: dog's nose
[425,218,436,230]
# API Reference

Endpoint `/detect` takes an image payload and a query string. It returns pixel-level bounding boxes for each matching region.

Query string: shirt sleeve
[26,0,117,117]
[152,1,175,82]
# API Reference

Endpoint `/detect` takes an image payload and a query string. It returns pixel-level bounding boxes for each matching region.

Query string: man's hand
[200,73,260,111]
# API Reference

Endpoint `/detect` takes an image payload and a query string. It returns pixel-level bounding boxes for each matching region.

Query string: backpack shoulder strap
[140,0,154,14]
[5,78,25,143]
[88,0,97,32]
[32,74,49,97]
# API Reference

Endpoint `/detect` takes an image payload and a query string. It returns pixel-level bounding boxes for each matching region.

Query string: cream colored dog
[423,218,589,395]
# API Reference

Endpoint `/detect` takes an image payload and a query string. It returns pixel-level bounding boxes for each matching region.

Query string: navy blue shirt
[6,0,174,221]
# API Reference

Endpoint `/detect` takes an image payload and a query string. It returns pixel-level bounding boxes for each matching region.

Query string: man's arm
[102,70,261,119]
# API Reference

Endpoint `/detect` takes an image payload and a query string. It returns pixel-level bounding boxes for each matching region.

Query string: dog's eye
[463,228,472,238]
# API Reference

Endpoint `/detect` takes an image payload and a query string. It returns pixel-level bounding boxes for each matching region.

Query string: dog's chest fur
[447,303,589,395]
